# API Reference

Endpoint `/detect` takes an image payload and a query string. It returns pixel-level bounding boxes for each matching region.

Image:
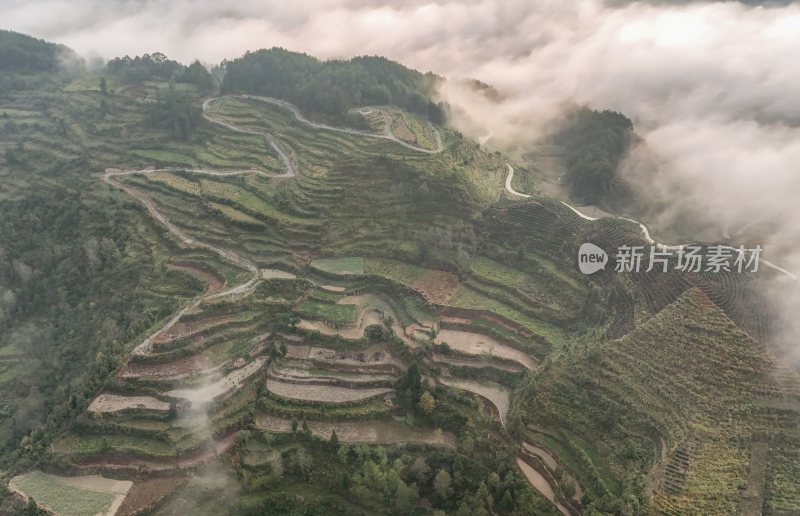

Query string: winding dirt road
[107,96,444,357]
[505,164,799,283]
[222,95,444,154]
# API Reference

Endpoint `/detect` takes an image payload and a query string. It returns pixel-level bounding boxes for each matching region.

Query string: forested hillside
[0,30,83,95]
[222,48,446,124]
[0,30,79,73]
[0,31,209,466]
[553,107,634,204]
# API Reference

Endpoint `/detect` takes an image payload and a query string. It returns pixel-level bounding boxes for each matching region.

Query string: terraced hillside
[512,289,800,514]
[5,86,566,514]
[3,53,798,515]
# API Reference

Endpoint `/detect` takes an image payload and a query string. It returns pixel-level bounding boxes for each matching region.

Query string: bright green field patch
[53,434,175,458]
[470,256,529,285]
[118,419,172,432]
[471,255,585,296]
[9,471,125,516]
[259,396,390,419]
[144,172,202,196]
[449,285,566,347]
[530,253,587,293]
[209,202,264,226]
[296,300,358,325]
[309,288,342,302]
[131,149,198,166]
[364,257,425,284]
[404,297,435,326]
[199,179,308,225]
[0,366,18,383]
[311,257,364,275]
[0,343,20,357]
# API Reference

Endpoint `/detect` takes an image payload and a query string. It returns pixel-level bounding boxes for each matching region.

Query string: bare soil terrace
[88,394,170,413]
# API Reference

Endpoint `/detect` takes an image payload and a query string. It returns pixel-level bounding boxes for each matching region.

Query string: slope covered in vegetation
[0,33,796,516]
[553,107,634,205]
[513,288,796,513]
[222,48,446,125]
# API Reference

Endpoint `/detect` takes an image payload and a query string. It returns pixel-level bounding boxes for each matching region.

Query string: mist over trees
[0,30,79,73]
[0,30,84,96]
[106,52,214,93]
[554,107,634,205]
[106,52,184,83]
[221,48,446,124]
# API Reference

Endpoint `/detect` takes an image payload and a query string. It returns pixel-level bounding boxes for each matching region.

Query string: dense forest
[222,48,446,124]
[0,30,83,96]
[0,185,184,460]
[0,30,80,73]
[106,52,214,93]
[106,52,185,83]
[553,107,634,204]
[0,32,202,465]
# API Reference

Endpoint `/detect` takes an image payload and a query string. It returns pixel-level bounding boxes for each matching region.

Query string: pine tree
[433,468,453,500]
[499,490,515,513]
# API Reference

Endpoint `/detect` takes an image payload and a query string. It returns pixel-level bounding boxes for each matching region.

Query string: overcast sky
[4,0,800,274]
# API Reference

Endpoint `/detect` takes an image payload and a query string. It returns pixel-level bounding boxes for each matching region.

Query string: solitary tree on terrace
[418,391,436,415]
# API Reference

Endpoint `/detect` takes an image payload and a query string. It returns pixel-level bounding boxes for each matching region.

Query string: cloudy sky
[4,0,800,270]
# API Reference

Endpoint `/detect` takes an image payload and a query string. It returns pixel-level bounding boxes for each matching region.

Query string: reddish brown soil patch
[478,313,534,337]
[689,287,716,310]
[152,313,239,344]
[116,476,187,516]
[169,262,224,294]
[71,433,238,473]
[120,354,209,379]
[412,270,460,304]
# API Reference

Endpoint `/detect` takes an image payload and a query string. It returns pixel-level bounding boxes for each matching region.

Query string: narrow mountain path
[505,164,799,282]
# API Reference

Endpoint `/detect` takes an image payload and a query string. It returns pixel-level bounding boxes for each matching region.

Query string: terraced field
[514,289,798,513]
[256,414,456,446]
[20,92,524,509]
[8,81,795,516]
[435,328,538,370]
[9,471,132,516]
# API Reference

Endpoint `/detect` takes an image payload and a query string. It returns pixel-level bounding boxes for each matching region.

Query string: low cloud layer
[5,0,800,348]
